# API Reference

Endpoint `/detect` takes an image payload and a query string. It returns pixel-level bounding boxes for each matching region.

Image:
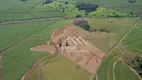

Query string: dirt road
[0,17,63,25]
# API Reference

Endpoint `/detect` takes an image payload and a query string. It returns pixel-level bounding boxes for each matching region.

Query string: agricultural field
[123,23,142,52]
[88,18,137,53]
[0,0,142,80]
[0,0,64,22]
[114,59,140,80]
[0,21,56,52]
[26,54,92,80]
[2,19,73,80]
[93,48,140,80]
[93,49,122,80]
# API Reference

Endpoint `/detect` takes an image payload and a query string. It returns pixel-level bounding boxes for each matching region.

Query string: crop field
[0,0,142,80]
[2,19,73,80]
[0,0,64,22]
[88,18,137,53]
[93,49,121,80]
[56,0,142,14]
[27,54,92,80]
[0,21,56,52]
[123,23,142,52]
[114,59,140,80]
[93,48,140,80]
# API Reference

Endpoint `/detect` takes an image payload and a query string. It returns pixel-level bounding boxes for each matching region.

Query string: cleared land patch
[51,23,106,74]
[30,44,57,54]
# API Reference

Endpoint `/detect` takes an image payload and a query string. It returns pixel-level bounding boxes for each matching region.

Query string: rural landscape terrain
[0,0,142,80]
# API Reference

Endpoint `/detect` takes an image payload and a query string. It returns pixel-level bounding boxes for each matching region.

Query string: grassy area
[27,54,92,80]
[56,0,142,15]
[114,59,140,80]
[89,7,136,17]
[44,1,85,17]
[93,49,121,80]
[2,19,73,80]
[0,21,56,52]
[88,18,137,53]
[123,23,142,52]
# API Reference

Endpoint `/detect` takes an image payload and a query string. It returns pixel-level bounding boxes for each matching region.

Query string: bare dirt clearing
[51,22,106,74]
[30,18,106,74]
[30,44,57,54]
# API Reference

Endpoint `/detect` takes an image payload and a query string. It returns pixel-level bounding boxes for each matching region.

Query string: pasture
[26,54,92,80]
[88,18,137,53]
[2,19,73,80]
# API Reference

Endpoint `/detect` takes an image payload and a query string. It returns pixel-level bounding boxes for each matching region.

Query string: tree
[65,1,68,4]
[76,14,82,18]
[130,12,133,15]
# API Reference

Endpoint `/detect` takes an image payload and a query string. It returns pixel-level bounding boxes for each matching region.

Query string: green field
[114,59,140,80]
[93,49,121,80]
[1,0,142,80]
[0,0,141,22]
[93,48,140,80]
[2,19,73,80]
[27,54,92,80]
[0,21,56,52]
[0,0,64,22]
[88,18,137,53]
[123,23,142,52]
[89,7,136,17]
[56,0,142,15]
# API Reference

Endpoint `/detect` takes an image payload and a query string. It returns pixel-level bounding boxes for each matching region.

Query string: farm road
[0,17,63,25]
